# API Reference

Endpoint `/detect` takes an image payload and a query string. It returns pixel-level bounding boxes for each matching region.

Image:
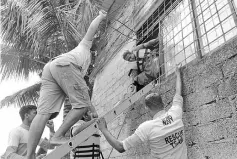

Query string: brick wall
[91,0,237,158]
[92,40,136,116]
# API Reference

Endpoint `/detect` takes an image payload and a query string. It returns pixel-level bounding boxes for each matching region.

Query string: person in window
[97,65,187,159]
[1,105,55,159]
[70,111,102,159]
[26,11,107,159]
[122,38,161,91]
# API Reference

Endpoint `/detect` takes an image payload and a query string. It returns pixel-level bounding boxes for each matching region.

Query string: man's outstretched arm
[84,11,107,41]
[97,118,144,153]
[97,118,125,153]
[175,65,182,96]
[169,64,183,116]
[132,38,159,52]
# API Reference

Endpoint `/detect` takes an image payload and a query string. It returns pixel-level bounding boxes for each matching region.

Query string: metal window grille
[161,0,196,75]
[136,0,237,77]
[195,0,237,55]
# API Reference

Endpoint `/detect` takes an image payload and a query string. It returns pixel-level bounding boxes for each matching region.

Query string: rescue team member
[97,65,187,159]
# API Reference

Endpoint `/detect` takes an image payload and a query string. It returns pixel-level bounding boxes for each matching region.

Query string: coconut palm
[0,0,104,108]
[1,1,104,158]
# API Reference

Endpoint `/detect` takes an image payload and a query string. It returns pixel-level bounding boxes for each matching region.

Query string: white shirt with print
[122,94,187,159]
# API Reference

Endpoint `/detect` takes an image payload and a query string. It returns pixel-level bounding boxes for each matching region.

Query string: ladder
[43,80,158,159]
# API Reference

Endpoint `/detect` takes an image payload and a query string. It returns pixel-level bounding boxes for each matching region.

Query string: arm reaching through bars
[132,38,159,52]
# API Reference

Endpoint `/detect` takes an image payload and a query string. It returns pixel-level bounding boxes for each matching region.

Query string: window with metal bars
[136,0,237,76]
[195,0,237,55]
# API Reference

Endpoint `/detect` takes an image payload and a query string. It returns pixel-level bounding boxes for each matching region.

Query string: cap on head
[145,93,163,110]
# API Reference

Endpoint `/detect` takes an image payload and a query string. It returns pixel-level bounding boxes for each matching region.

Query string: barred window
[196,0,237,54]
[161,0,196,75]
[136,0,237,77]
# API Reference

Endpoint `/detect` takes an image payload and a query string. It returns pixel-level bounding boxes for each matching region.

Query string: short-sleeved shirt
[1,124,48,158]
[56,38,92,77]
[122,94,187,159]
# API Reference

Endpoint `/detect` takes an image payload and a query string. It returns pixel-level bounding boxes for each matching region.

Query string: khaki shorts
[37,57,91,120]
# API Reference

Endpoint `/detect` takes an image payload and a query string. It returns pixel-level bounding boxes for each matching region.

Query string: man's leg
[26,114,51,159]
[50,107,88,145]
[49,62,94,145]
[27,62,65,157]
[49,61,101,145]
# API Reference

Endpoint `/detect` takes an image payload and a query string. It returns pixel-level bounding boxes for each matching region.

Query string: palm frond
[0,44,45,81]
[24,0,99,56]
[1,0,31,50]
[0,0,103,108]
[0,82,41,108]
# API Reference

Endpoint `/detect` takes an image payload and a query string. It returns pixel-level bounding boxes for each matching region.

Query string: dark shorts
[37,57,91,119]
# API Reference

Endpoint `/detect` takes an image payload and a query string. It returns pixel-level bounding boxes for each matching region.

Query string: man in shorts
[26,11,107,159]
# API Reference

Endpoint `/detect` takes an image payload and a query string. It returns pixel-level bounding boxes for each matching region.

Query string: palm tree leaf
[0,82,41,108]
[0,0,103,108]
[1,0,30,49]
[0,44,45,80]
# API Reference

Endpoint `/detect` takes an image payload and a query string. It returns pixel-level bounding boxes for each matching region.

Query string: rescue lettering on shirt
[165,130,183,148]
[162,115,173,125]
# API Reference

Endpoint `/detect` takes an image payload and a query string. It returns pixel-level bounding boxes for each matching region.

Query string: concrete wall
[91,0,237,158]
[92,40,136,116]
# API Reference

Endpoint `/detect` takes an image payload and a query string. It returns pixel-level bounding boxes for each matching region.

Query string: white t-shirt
[59,38,92,77]
[1,124,47,159]
[122,94,187,159]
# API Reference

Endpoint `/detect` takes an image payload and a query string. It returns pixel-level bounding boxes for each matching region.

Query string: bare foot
[50,136,69,146]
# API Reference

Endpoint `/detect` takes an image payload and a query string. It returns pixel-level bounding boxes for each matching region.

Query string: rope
[107,113,127,159]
